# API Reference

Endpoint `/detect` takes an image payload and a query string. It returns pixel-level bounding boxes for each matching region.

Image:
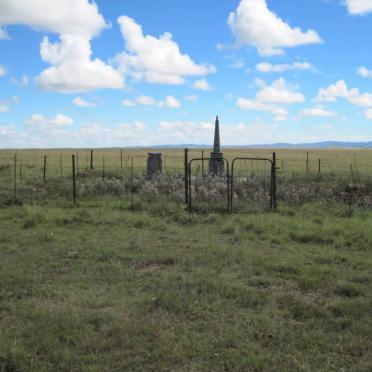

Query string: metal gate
[184,151,276,213]
[187,157,230,213]
[230,156,276,213]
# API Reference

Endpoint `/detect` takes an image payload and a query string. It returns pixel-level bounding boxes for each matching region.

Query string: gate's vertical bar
[184,148,189,205]
[72,154,76,204]
[272,152,277,211]
[90,149,94,170]
[13,153,17,203]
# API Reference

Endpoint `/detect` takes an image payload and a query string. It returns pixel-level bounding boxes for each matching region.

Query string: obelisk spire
[209,115,224,177]
[213,116,220,154]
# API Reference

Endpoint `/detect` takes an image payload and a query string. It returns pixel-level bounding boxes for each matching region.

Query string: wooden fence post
[201,150,204,177]
[102,156,105,182]
[306,152,309,175]
[59,152,63,178]
[43,155,47,184]
[90,149,94,170]
[13,153,17,203]
[19,160,23,185]
[184,148,189,205]
[72,155,76,204]
[318,159,321,174]
[131,156,134,209]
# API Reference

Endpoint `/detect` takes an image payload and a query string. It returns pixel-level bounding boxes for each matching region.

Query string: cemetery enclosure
[2,148,372,211]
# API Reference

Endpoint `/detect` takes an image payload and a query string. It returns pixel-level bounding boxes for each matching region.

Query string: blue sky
[1,0,372,147]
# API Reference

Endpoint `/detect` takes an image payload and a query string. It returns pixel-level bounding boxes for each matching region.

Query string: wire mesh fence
[2,148,372,211]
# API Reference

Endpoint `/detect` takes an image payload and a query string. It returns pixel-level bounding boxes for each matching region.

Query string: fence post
[19,160,23,185]
[271,152,277,211]
[72,155,76,204]
[318,159,321,174]
[102,156,105,182]
[131,156,134,209]
[306,152,309,175]
[43,155,47,184]
[201,150,204,177]
[59,152,63,178]
[184,148,189,205]
[90,149,94,170]
[13,153,17,203]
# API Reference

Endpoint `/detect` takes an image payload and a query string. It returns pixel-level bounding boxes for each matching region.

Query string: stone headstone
[147,153,162,176]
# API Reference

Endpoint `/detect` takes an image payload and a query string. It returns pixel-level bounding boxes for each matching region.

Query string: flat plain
[0,148,371,371]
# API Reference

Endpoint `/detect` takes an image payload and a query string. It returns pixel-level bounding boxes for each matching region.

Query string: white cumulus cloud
[0,65,6,76]
[237,78,304,121]
[301,107,337,117]
[0,0,124,93]
[122,95,181,108]
[123,96,156,107]
[256,62,314,73]
[237,98,288,121]
[256,78,305,104]
[193,79,211,91]
[36,34,124,93]
[73,97,96,107]
[225,0,322,56]
[116,16,216,85]
[0,0,106,38]
[315,80,372,107]
[345,0,372,15]
[159,96,181,108]
[27,113,74,127]
[358,66,372,78]
[315,80,354,102]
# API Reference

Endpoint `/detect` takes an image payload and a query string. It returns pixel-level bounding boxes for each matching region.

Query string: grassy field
[1,147,372,209]
[1,147,372,176]
[1,149,372,370]
[0,197,372,371]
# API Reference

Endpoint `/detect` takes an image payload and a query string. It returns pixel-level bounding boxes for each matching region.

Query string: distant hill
[149,141,372,149]
[4,141,372,150]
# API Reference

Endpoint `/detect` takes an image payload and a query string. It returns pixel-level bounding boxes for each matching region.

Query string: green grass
[1,198,371,371]
[1,147,372,177]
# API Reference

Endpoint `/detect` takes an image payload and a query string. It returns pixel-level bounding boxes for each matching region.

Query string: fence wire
[2,149,372,212]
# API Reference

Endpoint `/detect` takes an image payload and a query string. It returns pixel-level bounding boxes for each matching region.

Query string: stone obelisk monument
[209,116,224,177]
